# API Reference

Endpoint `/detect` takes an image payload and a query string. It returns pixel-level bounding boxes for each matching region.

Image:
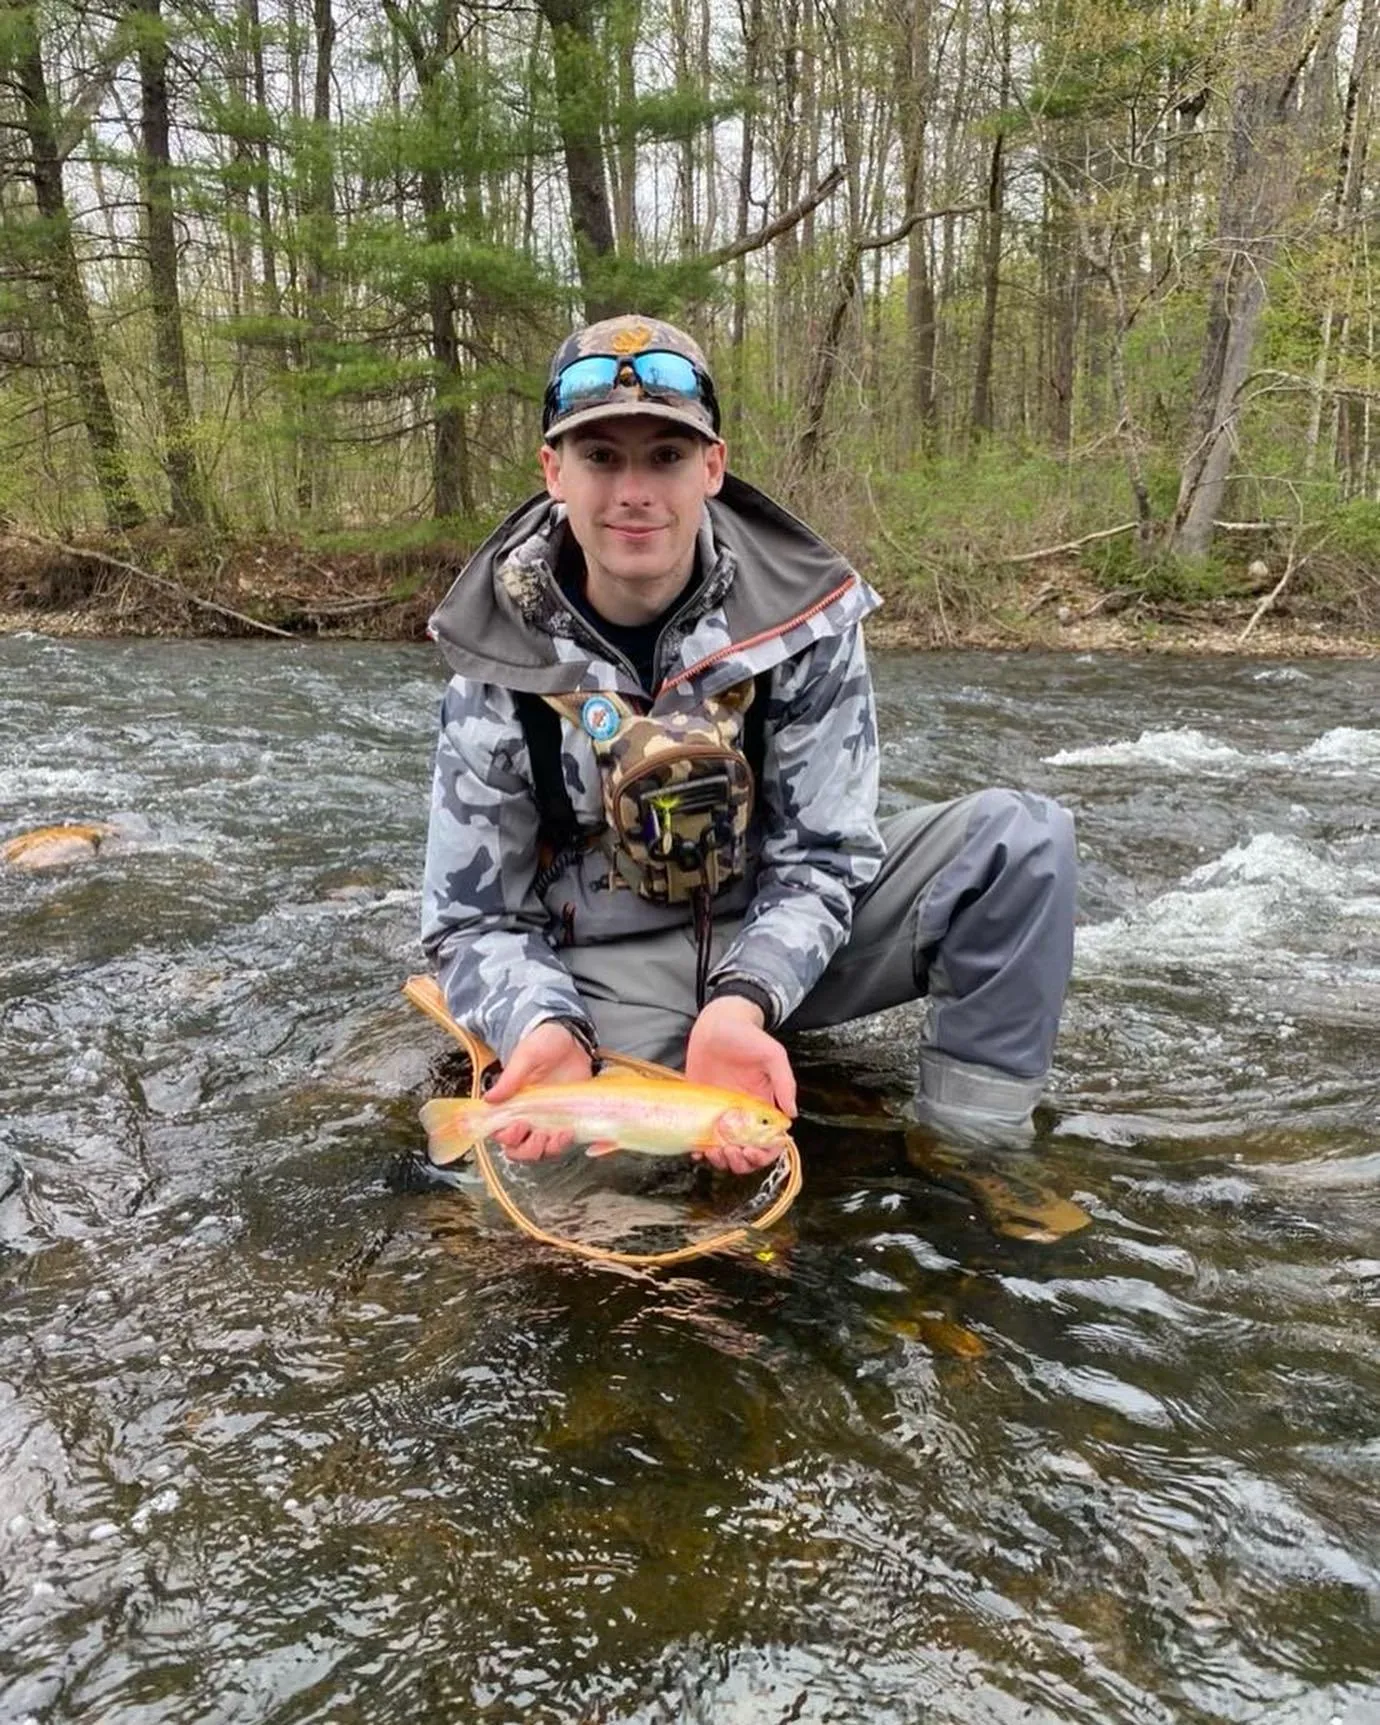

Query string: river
[2,634,1378,1723]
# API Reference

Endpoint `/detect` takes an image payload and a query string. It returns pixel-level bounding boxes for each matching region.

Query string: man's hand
[684,994,797,1175]
[484,1019,594,1161]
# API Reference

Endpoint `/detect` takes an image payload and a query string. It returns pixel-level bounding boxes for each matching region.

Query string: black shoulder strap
[744,667,771,787]
[514,691,580,851]
[514,667,774,846]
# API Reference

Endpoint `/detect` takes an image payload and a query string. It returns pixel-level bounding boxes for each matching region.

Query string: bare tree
[8,0,143,527]
[1171,0,1335,557]
[132,0,210,525]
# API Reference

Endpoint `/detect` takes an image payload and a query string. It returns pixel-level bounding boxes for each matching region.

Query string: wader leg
[563,925,705,1066]
[786,791,1077,1144]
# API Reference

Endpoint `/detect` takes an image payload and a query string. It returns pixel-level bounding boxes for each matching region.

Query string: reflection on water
[2,636,1378,1723]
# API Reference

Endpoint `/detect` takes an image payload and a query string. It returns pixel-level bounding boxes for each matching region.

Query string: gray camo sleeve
[708,627,884,1025]
[420,678,591,1061]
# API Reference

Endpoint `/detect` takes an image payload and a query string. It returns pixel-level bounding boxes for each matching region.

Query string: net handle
[401,974,801,1267]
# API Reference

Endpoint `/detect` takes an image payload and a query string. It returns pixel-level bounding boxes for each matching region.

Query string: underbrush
[0,524,466,638]
[3,449,1376,641]
[799,448,1380,632]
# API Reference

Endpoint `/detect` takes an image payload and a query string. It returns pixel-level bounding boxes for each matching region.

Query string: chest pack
[515,672,770,908]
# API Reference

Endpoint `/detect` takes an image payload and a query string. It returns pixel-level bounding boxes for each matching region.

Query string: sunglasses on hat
[542,350,720,435]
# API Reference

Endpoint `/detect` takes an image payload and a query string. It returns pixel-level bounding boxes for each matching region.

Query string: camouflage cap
[544,314,720,444]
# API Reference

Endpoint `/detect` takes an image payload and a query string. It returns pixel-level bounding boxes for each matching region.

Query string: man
[421,315,1076,1173]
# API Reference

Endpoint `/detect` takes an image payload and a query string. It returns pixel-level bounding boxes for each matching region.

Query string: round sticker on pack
[581,696,621,742]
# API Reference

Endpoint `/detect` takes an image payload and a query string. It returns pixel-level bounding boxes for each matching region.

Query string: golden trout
[2,821,119,871]
[419,1073,791,1167]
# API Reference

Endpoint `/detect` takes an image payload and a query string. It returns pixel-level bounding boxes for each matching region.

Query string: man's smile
[604,521,666,540]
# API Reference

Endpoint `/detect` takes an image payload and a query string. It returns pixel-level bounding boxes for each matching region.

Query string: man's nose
[611,460,655,506]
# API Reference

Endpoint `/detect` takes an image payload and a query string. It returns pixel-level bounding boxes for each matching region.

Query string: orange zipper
[659,573,858,692]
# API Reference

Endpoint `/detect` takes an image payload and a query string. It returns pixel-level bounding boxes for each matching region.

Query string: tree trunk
[897,0,935,443]
[671,0,696,252]
[1171,0,1317,557]
[306,0,336,309]
[968,128,1005,443]
[1043,167,1079,453]
[293,0,337,513]
[795,251,862,474]
[382,0,474,520]
[729,0,763,439]
[246,0,280,313]
[968,0,1008,446]
[537,0,618,322]
[611,0,640,251]
[12,0,143,528]
[1308,0,1377,473]
[798,0,819,268]
[226,5,255,419]
[133,0,208,527]
[698,0,716,248]
[772,0,803,401]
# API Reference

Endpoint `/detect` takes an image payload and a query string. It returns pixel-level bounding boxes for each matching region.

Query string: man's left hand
[484,1019,593,1161]
[684,995,797,1175]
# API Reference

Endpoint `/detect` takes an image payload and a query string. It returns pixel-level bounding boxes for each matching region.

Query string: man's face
[540,417,726,603]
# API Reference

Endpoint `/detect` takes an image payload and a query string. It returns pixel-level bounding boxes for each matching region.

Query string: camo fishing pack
[516,676,768,1000]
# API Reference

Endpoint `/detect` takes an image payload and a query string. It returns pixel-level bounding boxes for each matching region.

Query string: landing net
[403,975,801,1268]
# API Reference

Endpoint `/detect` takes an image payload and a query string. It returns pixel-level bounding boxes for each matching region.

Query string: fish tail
[419,1098,486,1166]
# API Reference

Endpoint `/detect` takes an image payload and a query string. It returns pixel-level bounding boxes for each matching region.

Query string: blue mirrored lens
[628,352,699,396]
[553,350,704,416]
[555,355,621,411]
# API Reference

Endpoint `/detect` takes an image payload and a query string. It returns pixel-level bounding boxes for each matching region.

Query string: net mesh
[473,1129,798,1264]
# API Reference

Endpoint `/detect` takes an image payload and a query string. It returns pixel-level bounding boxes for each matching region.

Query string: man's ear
[539,442,564,501]
[704,438,726,497]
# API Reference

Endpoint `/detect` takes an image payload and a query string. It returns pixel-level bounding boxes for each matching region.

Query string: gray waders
[562,788,1078,1145]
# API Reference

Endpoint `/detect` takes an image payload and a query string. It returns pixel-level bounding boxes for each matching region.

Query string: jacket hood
[427,471,878,693]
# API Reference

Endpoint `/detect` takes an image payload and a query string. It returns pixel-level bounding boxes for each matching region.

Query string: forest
[2,0,1379,636]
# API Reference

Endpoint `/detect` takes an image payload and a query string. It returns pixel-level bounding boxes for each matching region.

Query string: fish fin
[419,1098,483,1166]
[584,1139,620,1158]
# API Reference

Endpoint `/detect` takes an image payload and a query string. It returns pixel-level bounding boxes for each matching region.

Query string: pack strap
[513,691,581,853]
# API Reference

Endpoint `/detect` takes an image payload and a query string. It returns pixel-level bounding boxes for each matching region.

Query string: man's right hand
[483,1020,594,1161]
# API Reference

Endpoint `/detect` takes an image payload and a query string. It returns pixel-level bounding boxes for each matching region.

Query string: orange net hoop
[402,974,801,1268]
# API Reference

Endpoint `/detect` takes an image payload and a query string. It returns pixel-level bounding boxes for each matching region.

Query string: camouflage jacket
[420,472,885,1061]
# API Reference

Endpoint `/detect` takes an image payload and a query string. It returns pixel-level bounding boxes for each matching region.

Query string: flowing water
[2,634,1377,1724]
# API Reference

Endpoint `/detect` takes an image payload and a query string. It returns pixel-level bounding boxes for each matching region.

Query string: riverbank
[2,526,1376,657]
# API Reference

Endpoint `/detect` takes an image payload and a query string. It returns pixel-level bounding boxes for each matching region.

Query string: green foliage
[1086,534,1240,602]
[1327,499,1380,563]
[307,517,474,559]
[352,62,529,184]
[1023,0,1219,121]
[285,342,436,406]
[582,254,725,320]
[867,450,1145,565]
[614,87,741,145]
[1,0,1375,636]
[1140,555,1242,603]
[0,5,35,69]
[349,222,560,306]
